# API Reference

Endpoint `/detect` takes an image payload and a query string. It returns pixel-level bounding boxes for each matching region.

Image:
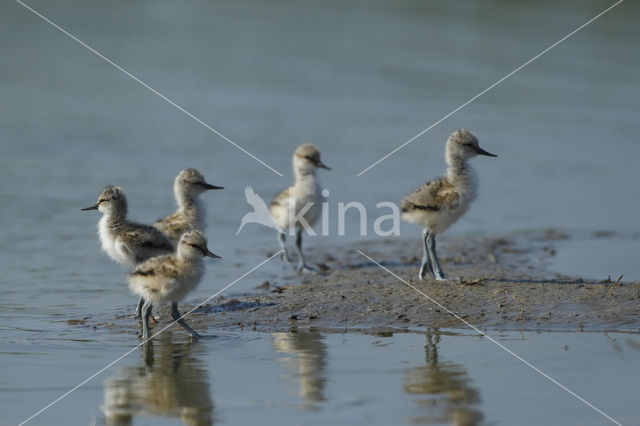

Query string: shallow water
[3,329,640,425]
[1,0,639,424]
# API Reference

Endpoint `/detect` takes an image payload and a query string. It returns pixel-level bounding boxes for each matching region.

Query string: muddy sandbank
[80,230,640,336]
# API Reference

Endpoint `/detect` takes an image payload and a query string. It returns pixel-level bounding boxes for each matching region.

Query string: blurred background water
[1,0,639,424]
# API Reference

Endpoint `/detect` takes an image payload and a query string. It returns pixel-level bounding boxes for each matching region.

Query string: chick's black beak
[317,160,331,170]
[81,204,99,211]
[206,249,221,259]
[203,182,224,190]
[476,147,497,157]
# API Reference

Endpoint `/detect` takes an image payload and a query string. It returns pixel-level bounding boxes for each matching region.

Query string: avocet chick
[401,129,497,280]
[270,143,330,272]
[128,230,220,339]
[83,185,175,318]
[82,185,174,268]
[154,168,223,244]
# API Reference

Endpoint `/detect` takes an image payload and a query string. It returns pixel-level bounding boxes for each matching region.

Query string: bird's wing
[154,211,181,229]
[401,180,441,212]
[441,188,462,210]
[402,177,463,212]
[130,255,163,275]
[130,256,180,295]
[154,220,191,244]
[270,186,293,209]
[119,226,174,262]
[132,257,180,277]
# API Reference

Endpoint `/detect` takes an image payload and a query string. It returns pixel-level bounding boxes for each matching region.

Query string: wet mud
[80,230,640,336]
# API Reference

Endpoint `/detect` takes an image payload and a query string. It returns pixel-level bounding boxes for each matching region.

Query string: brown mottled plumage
[269,187,293,211]
[401,177,468,234]
[128,230,220,339]
[401,129,496,280]
[82,185,174,268]
[82,185,176,320]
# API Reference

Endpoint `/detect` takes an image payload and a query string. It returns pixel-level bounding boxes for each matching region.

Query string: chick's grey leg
[295,228,316,273]
[141,300,153,340]
[419,229,435,280]
[171,302,202,340]
[426,233,446,281]
[134,297,145,319]
[277,231,292,263]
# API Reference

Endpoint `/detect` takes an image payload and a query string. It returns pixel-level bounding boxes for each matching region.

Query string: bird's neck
[177,191,204,224]
[177,253,204,269]
[294,166,317,182]
[446,155,475,188]
[294,172,319,197]
[103,208,127,231]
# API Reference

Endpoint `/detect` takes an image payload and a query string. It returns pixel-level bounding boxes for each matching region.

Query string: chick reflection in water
[404,329,483,425]
[273,331,328,409]
[102,336,214,426]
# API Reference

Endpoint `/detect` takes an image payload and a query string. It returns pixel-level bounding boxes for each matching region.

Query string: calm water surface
[1,0,639,424]
[3,329,640,425]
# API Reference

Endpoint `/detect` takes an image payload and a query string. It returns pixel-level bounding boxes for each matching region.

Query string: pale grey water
[1,0,639,424]
[4,329,640,425]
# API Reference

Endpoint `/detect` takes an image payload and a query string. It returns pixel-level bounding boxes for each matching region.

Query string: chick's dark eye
[189,243,208,254]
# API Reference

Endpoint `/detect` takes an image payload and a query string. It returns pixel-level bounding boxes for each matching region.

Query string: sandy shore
[81,230,640,336]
